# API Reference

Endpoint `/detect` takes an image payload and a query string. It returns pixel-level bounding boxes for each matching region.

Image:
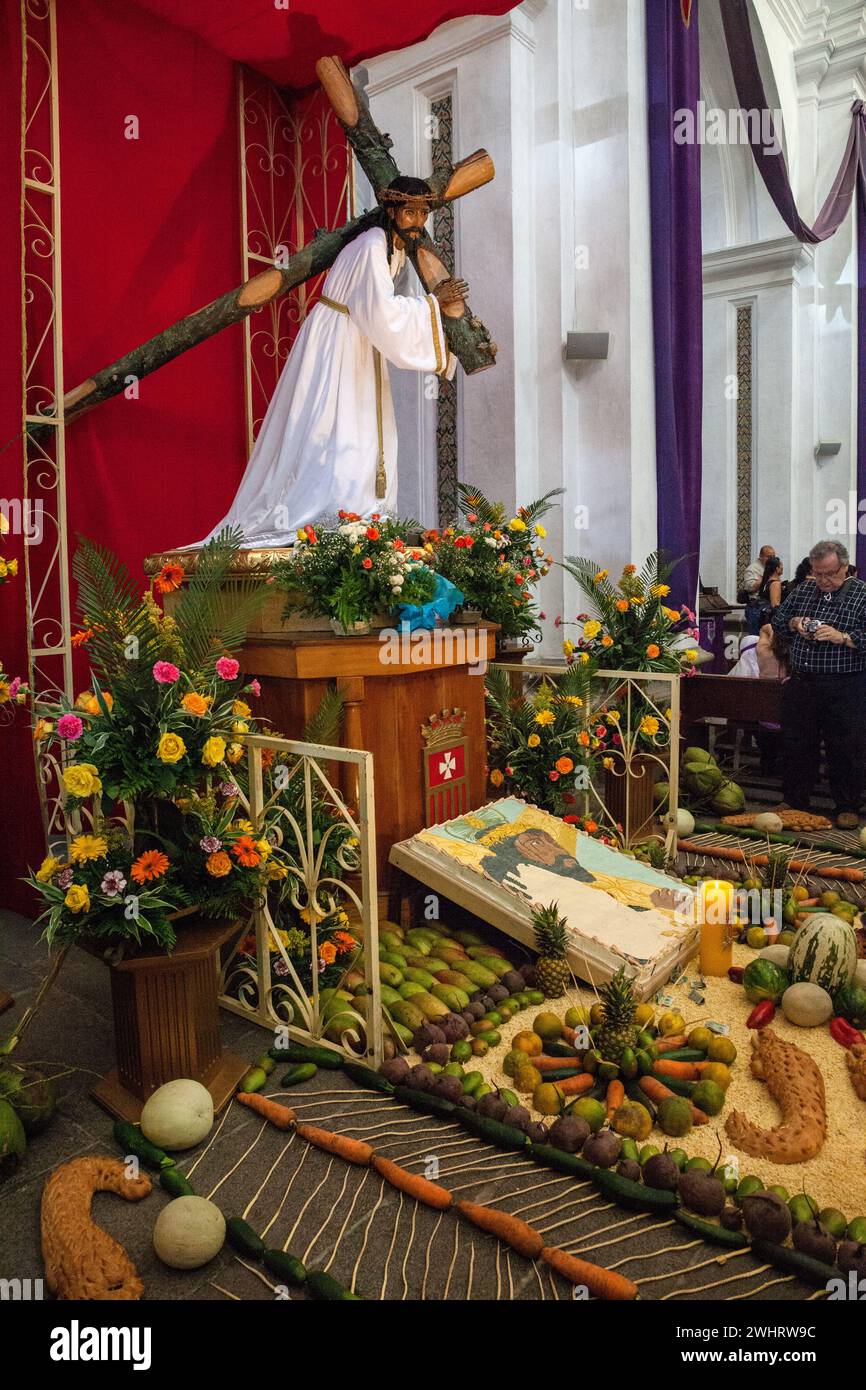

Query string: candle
[698,879,735,976]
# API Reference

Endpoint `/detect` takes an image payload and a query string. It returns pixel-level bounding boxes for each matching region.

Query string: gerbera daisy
[231,835,261,868]
[131,849,170,884]
[70,834,109,864]
[153,562,185,594]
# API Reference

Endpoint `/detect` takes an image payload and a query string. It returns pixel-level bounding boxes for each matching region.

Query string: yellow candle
[698,879,735,976]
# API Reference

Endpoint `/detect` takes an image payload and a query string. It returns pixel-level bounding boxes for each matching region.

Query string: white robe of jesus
[179,227,456,549]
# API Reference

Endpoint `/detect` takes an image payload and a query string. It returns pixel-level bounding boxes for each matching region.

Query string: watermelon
[788,914,857,996]
[832,982,866,1029]
[742,958,790,1004]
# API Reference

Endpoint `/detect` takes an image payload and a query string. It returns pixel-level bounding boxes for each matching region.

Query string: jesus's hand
[434,277,469,306]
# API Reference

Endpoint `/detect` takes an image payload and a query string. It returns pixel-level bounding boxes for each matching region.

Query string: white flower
[483,536,499,548]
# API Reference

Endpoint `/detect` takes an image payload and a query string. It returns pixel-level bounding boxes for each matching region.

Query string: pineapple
[531,902,570,998]
[594,968,638,1063]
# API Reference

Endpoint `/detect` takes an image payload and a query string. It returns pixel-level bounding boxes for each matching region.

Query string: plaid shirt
[771,576,866,673]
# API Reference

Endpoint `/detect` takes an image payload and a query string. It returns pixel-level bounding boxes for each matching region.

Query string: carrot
[294,1123,373,1165]
[534,1054,582,1073]
[655,1034,688,1053]
[605,1079,625,1121]
[676,840,864,882]
[235,1092,296,1129]
[555,1073,597,1097]
[796,898,819,907]
[455,1200,544,1259]
[638,1075,709,1124]
[372,1156,453,1210]
[562,1024,578,1044]
[653,1059,700,1081]
[541,1245,638,1301]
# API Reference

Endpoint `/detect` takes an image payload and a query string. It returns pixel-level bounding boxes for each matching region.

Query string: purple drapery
[721,0,866,571]
[645,0,702,609]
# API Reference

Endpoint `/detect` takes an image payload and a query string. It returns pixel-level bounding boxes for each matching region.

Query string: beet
[837,1241,866,1278]
[466,1001,487,1019]
[501,971,525,994]
[378,1057,411,1086]
[678,1171,726,1217]
[793,1220,837,1265]
[408,1064,436,1093]
[412,1023,446,1052]
[477,995,496,1013]
[720,1205,744,1232]
[476,1093,508,1123]
[460,1010,477,1026]
[487,983,510,1003]
[616,1159,642,1183]
[519,963,537,985]
[548,1116,590,1154]
[583,1131,621,1168]
[643,1153,680,1192]
[741,1192,792,1245]
[504,1105,531,1131]
[437,1013,470,1041]
[421,1043,450,1067]
[434,1075,464,1104]
[525,1121,549,1145]
[458,1093,477,1111]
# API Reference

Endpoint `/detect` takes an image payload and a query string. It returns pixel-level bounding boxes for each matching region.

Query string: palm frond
[484,665,515,723]
[71,537,164,681]
[456,482,505,527]
[561,555,615,611]
[517,488,564,525]
[302,684,345,747]
[172,528,269,674]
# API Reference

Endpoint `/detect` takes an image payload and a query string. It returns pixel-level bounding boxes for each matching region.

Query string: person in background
[740,544,776,633]
[745,556,784,635]
[790,556,812,590]
[726,624,787,774]
[771,540,866,828]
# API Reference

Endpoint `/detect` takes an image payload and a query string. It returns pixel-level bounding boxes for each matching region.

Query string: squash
[780,982,833,1028]
[676,808,695,837]
[153,1195,225,1269]
[788,913,857,996]
[140,1078,214,1151]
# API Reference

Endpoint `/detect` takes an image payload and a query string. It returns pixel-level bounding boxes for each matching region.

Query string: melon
[788,913,857,996]
[140,1078,214,1151]
[676,808,695,837]
[153,1195,225,1269]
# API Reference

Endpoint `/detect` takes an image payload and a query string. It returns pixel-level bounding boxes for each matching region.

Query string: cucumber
[263,1249,307,1286]
[393,1085,457,1119]
[593,1168,679,1213]
[535,1067,583,1082]
[657,1048,705,1063]
[280,1063,318,1087]
[160,1167,194,1198]
[342,1062,394,1094]
[254,1054,276,1075]
[226,1216,265,1259]
[458,1112,529,1151]
[543,1040,582,1059]
[112,1120,175,1171]
[749,1239,839,1288]
[528,1143,595,1180]
[267,1042,344,1069]
[239,1067,268,1093]
[306,1269,361,1300]
[674,1210,748,1249]
[653,1073,696,1097]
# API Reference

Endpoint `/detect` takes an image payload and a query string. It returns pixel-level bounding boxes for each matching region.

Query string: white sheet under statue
[176,228,456,549]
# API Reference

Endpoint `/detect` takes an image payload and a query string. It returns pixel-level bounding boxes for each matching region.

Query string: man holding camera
[771,540,866,829]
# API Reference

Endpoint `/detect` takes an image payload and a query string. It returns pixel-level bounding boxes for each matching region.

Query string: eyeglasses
[811,563,845,579]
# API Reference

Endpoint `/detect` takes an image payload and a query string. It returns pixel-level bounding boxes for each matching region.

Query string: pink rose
[247,679,261,697]
[9,677,21,697]
[215,657,240,680]
[57,713,84,741]
[153,661,180,684]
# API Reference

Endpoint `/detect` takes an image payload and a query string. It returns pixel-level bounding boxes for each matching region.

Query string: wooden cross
[37,57,497,440]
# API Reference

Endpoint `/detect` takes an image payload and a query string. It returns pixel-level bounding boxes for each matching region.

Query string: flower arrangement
[0,509,19,587]
[0,668,28,711]
[428,484,560,642]
[559,552,700,673]
[273,513,437,631]
[484,661,602,816]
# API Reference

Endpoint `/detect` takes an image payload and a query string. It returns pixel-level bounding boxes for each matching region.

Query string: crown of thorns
[377,185,442,210]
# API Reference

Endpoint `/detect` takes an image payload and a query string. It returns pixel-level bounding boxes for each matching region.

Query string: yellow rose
[62,763,102,798]
[583,620,601,639]
[232,700,251,718]
[527,733,541,748]
[256,838,272,860]
[267,861,289,881]
[182,692,211,716]
[201,735,226,767]
[157,732,186,764]
[562,639,574,656]
[579,652,591,663]
[36,854,62,883]
[639,716,660,737]
[534,524,546,538]
[0,560,7,579]
[231,720,249,736]
[64,883,90,914]
[226,741,245,764]
[7,559,18,577]
[508,517,527,532]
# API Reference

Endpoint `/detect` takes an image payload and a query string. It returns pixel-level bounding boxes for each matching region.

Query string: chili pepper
[830,1016,866,1048]
[728,966,745,985]
[746,1000,775,1029]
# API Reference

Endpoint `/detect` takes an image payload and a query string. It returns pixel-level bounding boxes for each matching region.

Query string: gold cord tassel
[375,465,387,499]
[374,347,386,499]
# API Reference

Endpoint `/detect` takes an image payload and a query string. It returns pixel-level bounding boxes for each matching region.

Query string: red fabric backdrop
[0,0,519,913]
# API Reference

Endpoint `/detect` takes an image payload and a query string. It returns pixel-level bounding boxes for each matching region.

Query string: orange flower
[601,634,613,648]
[584,819,598,833]
[646,644,660,658]
[261,747,275,770]
[231,835,261,867]
[181,691,211,716]
[623,564,637,574]
[206,851,232,878]
[555,756,574,774]
[131,849,169,884]
[154,562,184,594]
[319,941,337,965]
[578,731,590,747]
[333,930,356,954]
[615,598,629,612]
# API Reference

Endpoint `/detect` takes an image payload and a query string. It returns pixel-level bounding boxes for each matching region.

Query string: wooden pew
[680,674,781,749]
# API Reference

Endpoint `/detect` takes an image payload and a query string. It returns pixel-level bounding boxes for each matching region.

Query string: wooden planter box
[84,916,249,1122]
[603,754,658,844]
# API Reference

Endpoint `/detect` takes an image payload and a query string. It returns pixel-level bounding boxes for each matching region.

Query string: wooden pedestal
[241,625,498,885]
[87,918,248,1123]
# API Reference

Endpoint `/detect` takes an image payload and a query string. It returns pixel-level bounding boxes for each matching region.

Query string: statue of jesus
[181,177,468,549]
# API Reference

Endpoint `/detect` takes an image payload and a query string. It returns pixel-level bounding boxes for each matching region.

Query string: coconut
[685,762,723,794]
[0,1063,56,1136]
[712,780,746,813]
[684,747,713,765]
